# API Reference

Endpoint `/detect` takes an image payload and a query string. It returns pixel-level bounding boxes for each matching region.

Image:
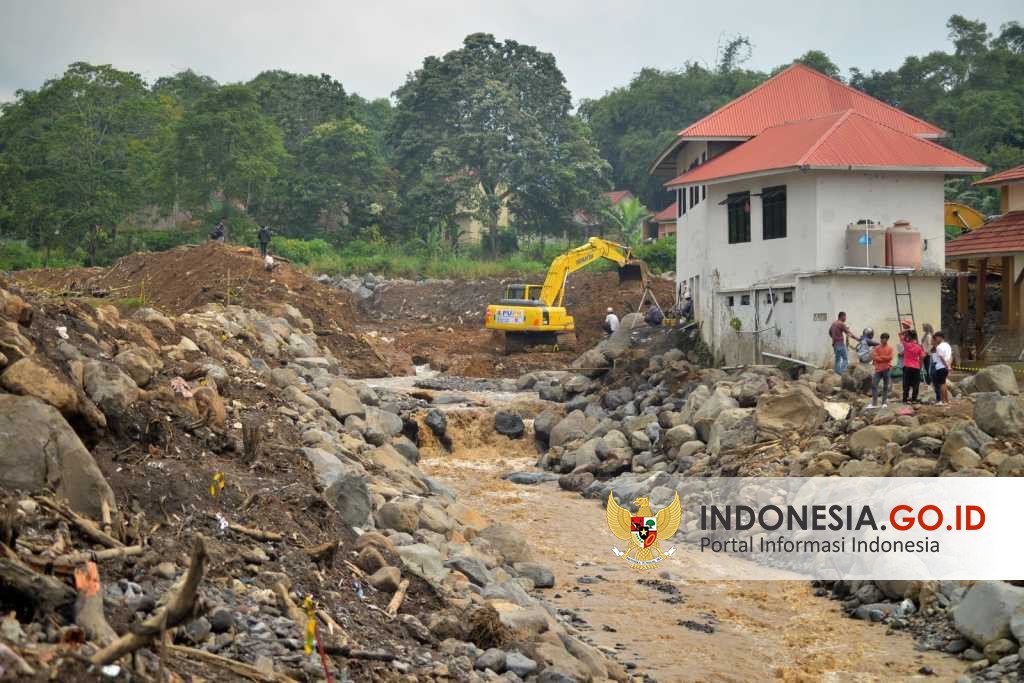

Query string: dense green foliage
[1,17,1021,275]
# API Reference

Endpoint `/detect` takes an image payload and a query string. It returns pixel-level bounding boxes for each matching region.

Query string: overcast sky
[1,1,1020,105]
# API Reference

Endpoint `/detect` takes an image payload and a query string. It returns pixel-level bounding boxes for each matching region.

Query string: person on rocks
[931,330,953,405]
[901,329,925,404]
[644,302,664,327]
[258,225,272,257]
[829,312,861,375]
[868,332,894,409]
[856,327,879,364]
[921,323,935,385]
[603,307,620,336]
[210,219,226,243]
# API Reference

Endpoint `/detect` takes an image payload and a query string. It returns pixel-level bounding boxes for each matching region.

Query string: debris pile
[0,278,628,681]
[523,320,1024,679]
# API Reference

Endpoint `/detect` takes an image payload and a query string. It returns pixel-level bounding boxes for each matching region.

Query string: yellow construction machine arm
[536,238,637,307]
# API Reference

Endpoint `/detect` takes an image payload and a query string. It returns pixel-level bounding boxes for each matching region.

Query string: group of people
[830,312,953,407]
[209,220,276,271]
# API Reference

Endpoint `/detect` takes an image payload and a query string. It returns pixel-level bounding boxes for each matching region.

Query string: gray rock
[973,394,1024,437]
[533,409,561,442]
[664,424,698,451]
[603,386,634,410]
[209,607,234,634]
[505,652,538,677]
[396,544,448,584]
[364,406,403,445]
[367,566,402,593]
[82,359,139,416]
[558,471,594,492]
[326,379,365,421]
[445,555,492,586]
[965,365,1019,396]
[549,411,597,448]
[325,472,371,528]
[0,395,116,518]
[953,581,1024,646]
[538,383,567,402]
[391,435,421,464]
[501,472,559,485]
[755,385,826,437]
[570,348,611,378]
[707,408,755,456]
[424,408,447,436]
[185,616,212,644]
[513,562,555,588]
[475,648,507,673]
[478,524,531,563]
[481,579,534,607]
[692,389,739,442]
[494,411,525,439]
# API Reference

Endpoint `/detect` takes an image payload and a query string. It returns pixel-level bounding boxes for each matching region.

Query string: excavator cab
[618,258,650,288]
[500,284,543,305]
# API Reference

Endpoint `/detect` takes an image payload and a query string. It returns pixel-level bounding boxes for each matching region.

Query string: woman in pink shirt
[901,329,925,404]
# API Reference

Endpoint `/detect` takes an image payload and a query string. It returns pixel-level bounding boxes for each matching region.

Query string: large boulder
[82,359,139,416]
[940,422,994,460]
[326,379,365,421]
[692,389,739,442]
[973,394,1024,437]
[570,348,610,378]
[755,385,826,438]
[0,321,37,363]
[962,365,1019,396]
[0,395,115,517]
[478,523,532,563]
[533,409,561,443]
[707,408,756,456]
[848,425,910,456]
[953,581,1024,647]
[396,543,447,584]
[113,349,158,387]
[494,411,525,439]
[549,411,596,449]
[363,406,403,445]
[1,356,78,416]
[841,364,872,393]
[600,313,642,360]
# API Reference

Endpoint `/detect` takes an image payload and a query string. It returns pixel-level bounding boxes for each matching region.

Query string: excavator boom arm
[536,238,636,306]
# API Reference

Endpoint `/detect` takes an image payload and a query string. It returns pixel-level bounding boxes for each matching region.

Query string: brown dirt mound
[13,243,402,377]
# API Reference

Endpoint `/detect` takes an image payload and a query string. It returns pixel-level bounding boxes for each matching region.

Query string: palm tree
[601,196,651,248]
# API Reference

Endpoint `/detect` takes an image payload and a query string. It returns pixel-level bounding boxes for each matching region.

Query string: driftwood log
[0,544,76,618]
[90,536,208,665]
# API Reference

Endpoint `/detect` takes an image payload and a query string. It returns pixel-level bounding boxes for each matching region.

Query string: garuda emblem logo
[606,492,682,569]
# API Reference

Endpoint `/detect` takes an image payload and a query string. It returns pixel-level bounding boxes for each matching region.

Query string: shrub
[634,237,676,273]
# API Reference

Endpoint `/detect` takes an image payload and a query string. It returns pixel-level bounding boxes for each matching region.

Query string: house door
[756,287,796,359]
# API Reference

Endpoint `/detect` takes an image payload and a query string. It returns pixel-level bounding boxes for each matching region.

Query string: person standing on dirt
[931,330,953,405]
[829,312,861,375]
[644,302,664,327]
[258,225,272,257]
[210,219,226,243]
[603,307,619,336]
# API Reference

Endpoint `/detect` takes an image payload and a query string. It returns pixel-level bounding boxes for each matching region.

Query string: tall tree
[391,33,610,256]
[601,196,651,248]
[152,69,219,111]
[790,50,841,79]
[173,85,287,210]
[0,62,172,262]
[247,71,349,153]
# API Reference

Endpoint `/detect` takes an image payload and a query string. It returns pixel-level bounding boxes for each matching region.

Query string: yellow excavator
[484,237,650,353]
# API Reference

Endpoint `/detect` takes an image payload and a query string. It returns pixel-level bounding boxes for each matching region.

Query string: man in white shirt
[604,307,620,336]
[930,330,953,404]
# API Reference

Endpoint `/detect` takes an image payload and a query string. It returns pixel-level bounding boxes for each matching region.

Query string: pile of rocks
[524,322,1024,678]
[0,282,624,681]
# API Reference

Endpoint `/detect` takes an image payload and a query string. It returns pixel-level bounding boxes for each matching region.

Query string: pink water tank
[885,220,922,269]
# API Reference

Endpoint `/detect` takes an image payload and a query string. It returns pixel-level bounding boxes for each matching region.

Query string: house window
[726,295,734,307]
[677,189,684,218]
[762,185,787,240]
[689,186,697,209]
[783,291,793,303]
[741,294,750,305]
[727,192,751,244]
[702,184,706,201]
[680,190,687,215]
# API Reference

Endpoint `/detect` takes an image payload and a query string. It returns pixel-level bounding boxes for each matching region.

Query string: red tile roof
[604,190,634,205]
[975,165,1024,186]
[665,110,985,188]
[946,212,1024,257]
[678,64,945,140]
[652,202,677,222]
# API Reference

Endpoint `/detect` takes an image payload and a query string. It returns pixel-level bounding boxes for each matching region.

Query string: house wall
[1008,183,1024,212]
[814,172,946,271]
[674,169,948,365]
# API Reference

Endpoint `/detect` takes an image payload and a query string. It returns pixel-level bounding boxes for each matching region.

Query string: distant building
[649,64,986,366]
[647,202,677,241]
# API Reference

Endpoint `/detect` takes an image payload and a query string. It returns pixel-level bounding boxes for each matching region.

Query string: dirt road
[421,410,964,682]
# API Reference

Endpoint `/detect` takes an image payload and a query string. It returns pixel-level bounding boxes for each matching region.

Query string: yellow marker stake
[210,472,225,497]
[303,595,317,655]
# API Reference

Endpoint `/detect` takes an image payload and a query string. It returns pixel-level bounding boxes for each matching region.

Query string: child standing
[869,332,894,408]
[901,330,924,403]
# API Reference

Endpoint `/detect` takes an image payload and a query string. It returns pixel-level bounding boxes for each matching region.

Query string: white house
[648,64,986,366]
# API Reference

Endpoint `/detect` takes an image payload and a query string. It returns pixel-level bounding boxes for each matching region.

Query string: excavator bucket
[618,258,650,288]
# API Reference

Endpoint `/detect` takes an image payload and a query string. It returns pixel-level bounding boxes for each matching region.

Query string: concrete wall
[1008,183,1024,212]
[814,172,946,271]
[673,168,948,365]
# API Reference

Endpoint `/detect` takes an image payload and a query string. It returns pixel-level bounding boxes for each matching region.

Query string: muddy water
[419,409,964,683]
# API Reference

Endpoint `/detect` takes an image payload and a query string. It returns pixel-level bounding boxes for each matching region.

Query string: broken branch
[90,535,208,665]
[166,645,298,683]
[35,496,123,549]
[386,579,410,618]
[206,514,283,542]
[0,546,76,618]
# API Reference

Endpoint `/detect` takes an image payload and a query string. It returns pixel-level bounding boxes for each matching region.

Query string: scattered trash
[170,376,194,398]
[210,472,225,497]
[100,664,121,677]
[56,326,69,340]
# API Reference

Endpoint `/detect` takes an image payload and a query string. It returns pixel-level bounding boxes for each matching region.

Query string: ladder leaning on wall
[892,272,916,333]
